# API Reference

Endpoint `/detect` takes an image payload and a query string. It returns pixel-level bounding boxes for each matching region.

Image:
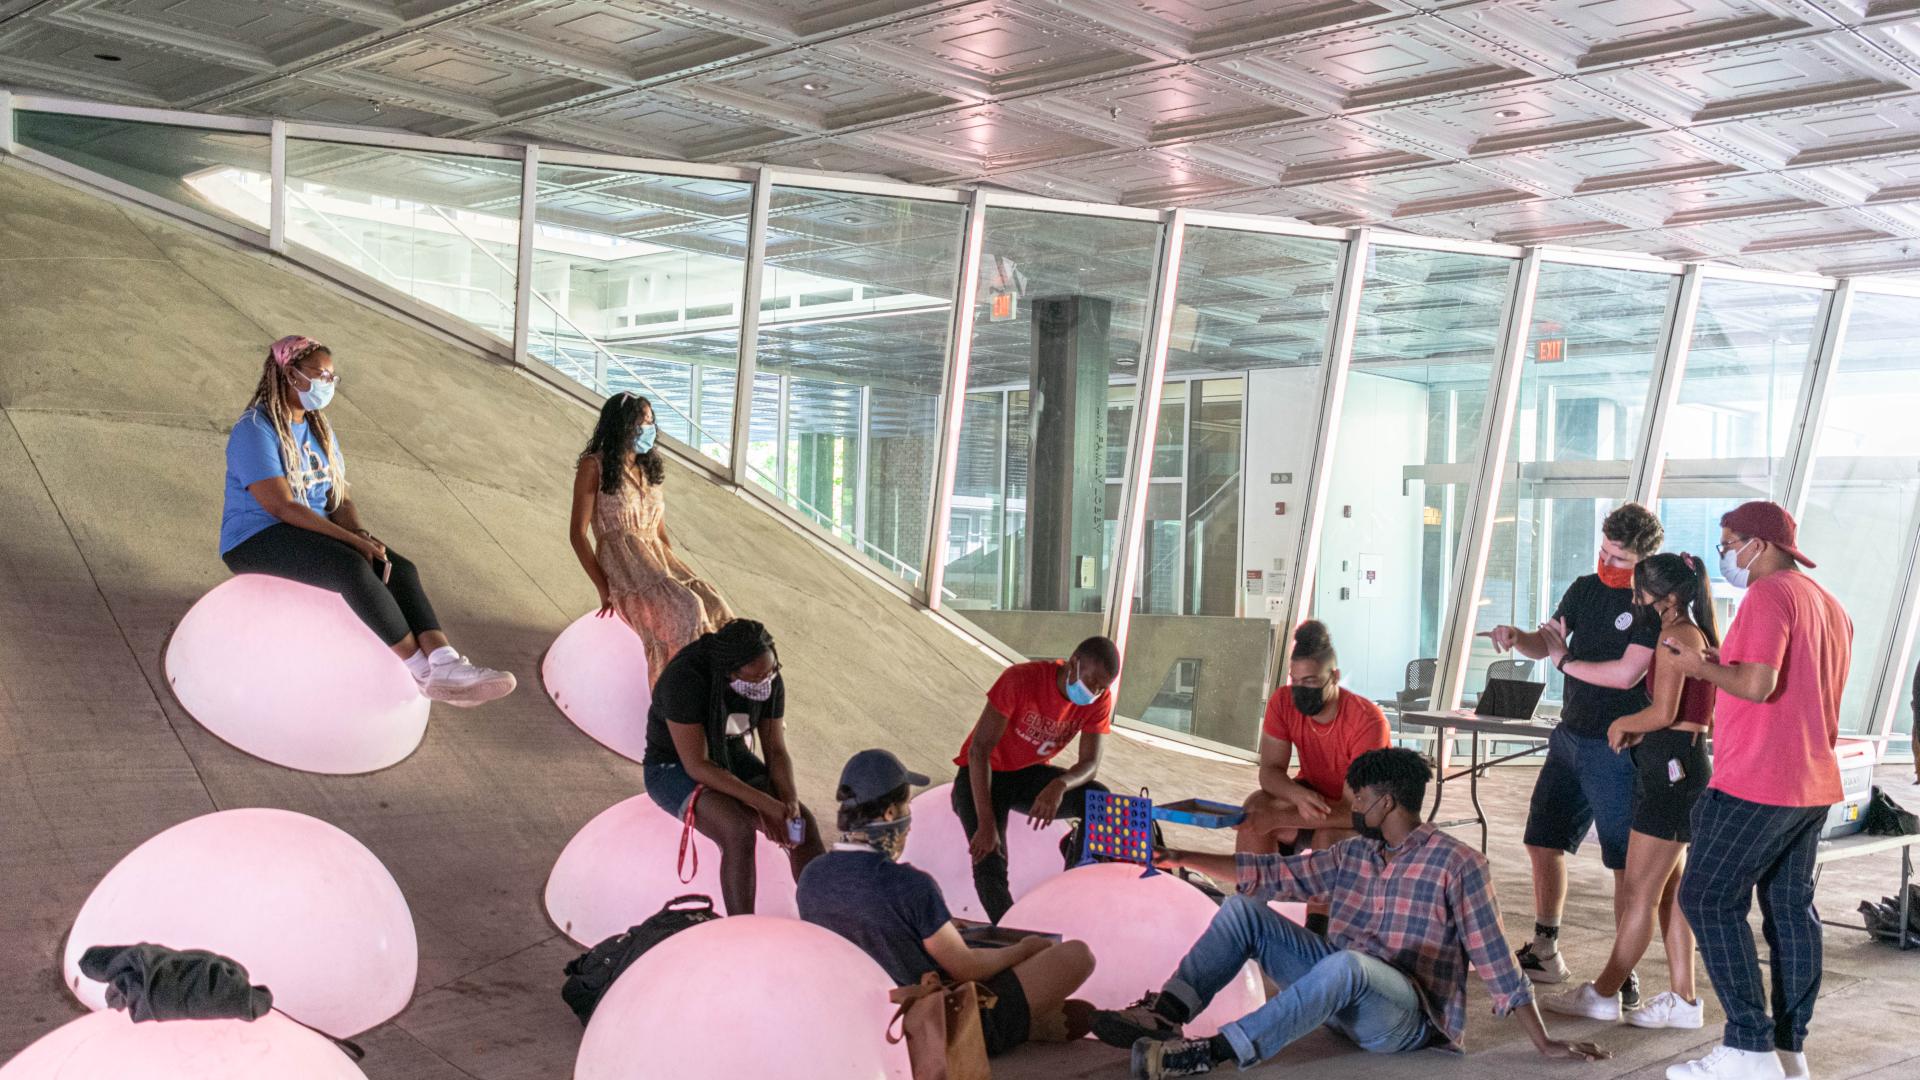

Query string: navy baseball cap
[836,749,930,806]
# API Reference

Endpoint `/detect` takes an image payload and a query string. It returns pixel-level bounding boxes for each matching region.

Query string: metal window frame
[1629,265,1705,505]
[1432,250,1542,711]
[729,168,773,485]
[1104,209,1185,662]
[1869,502,1920,747]
[924,190,990,609]
[511,144,538,365]
[0,89,16,155]
[1782,280,1856,518]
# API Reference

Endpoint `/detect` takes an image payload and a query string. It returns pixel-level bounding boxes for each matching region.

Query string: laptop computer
[1475,676,1546,720]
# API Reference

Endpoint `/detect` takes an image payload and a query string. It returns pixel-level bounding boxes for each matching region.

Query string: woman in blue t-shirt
[218,335,515,706]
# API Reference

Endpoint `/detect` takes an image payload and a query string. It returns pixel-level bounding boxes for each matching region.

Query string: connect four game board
[1079,789,1157,876]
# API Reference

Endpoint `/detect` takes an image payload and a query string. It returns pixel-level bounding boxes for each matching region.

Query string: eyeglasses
[294,366,340,386]
[1715,537,1750,557]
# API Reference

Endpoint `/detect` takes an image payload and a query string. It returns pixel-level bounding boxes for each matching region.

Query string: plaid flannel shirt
[1234,823,1533,1051]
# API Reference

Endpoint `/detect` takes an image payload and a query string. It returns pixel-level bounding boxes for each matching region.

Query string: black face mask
[1351,796,1391,844]
[1290,684,1326,716]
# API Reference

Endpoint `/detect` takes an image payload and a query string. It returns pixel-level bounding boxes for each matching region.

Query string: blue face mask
[1065,665,1100,707]
[632,424,657,455]
[296,379,334,411]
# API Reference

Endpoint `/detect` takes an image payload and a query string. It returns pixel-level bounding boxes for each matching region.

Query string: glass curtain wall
[1315,246,1516,721]
[1657,278,1827,631]
[529,162,751,462]
[1796,290,1920,736]
[746,186,966,589]
[1467,263,1676,706]
[13,111,269,231]
[1117,226,1345,749]
[938,208,1163,656]
[284,141,520,342]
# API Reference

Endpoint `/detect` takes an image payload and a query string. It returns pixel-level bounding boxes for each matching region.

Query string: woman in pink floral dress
[568,393,732,688]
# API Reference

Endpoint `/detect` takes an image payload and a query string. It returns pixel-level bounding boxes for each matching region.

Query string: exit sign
[1536,337,1566,362]
[989,292,1017,322]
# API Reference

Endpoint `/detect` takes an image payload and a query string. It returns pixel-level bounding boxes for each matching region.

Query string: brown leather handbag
[886,972,997,1080]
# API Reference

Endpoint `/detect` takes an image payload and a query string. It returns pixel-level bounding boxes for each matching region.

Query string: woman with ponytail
[1241,620,1390,862]
[1541,552,1716,1031]
[218,335,515,706]
[568,392,731,690]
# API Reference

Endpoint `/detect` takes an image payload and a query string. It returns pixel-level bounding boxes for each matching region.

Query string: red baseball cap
[1720,501,1815,569]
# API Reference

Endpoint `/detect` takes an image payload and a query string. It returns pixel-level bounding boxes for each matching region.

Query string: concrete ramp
[0,161,1252,1076]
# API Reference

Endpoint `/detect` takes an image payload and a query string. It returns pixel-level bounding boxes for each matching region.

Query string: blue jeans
[1679,788,1828,1054]
[1522,724,1636,870]
[1163,895,1432,1067]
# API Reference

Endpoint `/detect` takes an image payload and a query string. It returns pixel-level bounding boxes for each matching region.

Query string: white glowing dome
[899,782,1070,921]
[1002,863,1267,1037]
[64,808,417,1038]
[576,915,908,1080]
[165,575,428,774]
[546,793,797,945]
[542,610,651,762]
[0,1008,367,1079]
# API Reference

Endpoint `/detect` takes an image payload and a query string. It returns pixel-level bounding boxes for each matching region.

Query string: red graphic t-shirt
[954,660,1113,772]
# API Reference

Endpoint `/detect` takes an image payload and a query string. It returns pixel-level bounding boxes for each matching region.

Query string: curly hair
[1291,619,1336,665]
[1602,502,1664,558]
[582,392,665,493]
[245,339,344,512]
[1345,748,1432,812]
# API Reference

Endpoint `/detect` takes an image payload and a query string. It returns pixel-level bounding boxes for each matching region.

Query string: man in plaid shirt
[1092,748,1609,1078]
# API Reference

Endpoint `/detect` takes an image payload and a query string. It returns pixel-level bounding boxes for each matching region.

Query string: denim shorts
[643,755,770,818]
[1522,724,1636,870]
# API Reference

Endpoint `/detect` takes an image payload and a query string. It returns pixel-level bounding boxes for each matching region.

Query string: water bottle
[786,816,805,845]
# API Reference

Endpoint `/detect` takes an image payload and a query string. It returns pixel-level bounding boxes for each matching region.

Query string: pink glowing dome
[1002,863,1267,1037]
[165,575,428,774]
[63,808,417,1038]
[0,1011,366,1080]
[545,793,797,945]
[541,610,651,762]
[899,782,1070,922]
[576,915,908,1080]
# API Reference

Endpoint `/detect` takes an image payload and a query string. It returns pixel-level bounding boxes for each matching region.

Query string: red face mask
[1596,554,1634,590]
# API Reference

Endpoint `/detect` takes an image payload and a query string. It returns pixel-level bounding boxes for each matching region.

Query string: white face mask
[1720,538,1755,590]
[730,673,775,702]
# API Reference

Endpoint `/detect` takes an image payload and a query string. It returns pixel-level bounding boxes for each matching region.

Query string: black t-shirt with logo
[1552,573,1658,737]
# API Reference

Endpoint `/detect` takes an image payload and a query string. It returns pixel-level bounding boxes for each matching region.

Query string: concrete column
[1026,295,1111,612]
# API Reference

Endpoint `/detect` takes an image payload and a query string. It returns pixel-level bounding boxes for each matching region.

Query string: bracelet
[1555,654,1570,675]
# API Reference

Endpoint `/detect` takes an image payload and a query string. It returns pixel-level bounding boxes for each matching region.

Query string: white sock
[403,649,432,679]
[428,645,460,668]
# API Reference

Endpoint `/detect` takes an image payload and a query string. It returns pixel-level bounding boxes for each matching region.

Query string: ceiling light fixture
[1493,108,1522,118]
[800,80,826,92]
[93,53,123,62]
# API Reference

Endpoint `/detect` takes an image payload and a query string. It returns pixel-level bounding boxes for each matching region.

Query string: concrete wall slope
[0,161,1252,1077]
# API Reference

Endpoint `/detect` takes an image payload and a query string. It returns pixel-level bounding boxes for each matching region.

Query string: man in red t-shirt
[1242,620,1391,860]
[1663,502,1850,1080]
[952,636,1118,923]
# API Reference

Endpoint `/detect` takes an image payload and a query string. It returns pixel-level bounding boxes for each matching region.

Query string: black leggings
[223,523,439,647]
[952,764,1108,923]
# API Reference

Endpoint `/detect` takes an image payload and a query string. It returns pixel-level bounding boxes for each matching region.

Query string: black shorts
[1630,730,1711,843]
[979,967,1032,1058]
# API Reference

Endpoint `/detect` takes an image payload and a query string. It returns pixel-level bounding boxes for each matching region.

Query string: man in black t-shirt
[799,749,1095,1057]
[1486,503,1664,995]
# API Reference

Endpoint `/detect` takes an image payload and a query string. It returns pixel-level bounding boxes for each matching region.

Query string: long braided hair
[247,335,345,512]
[583,392,665,494]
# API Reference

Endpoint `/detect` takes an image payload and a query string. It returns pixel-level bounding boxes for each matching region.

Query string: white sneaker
[1776,1050,1809,1079]
[1628,991,1704,1029]
[419,655,516,706]
[1542,981,1621,1021]
[1666,1045,1786,1080]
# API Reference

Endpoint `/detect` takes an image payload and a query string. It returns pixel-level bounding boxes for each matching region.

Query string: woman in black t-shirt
[641,619,821,913]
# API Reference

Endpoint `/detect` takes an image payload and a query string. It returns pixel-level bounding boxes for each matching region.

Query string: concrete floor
[3,158,1918,1079]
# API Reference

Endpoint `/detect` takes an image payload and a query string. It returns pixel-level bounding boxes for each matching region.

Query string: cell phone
[374,558,391,584]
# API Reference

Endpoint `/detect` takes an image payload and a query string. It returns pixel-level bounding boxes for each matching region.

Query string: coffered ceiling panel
[12,0,1920,271]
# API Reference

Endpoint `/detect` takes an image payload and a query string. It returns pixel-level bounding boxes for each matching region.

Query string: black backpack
[78,943,273,1023]
[561,894,718,1024]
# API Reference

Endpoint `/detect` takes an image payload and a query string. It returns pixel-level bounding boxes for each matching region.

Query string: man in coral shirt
[1662,502,1851,1080]
[952,636,1118,923]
